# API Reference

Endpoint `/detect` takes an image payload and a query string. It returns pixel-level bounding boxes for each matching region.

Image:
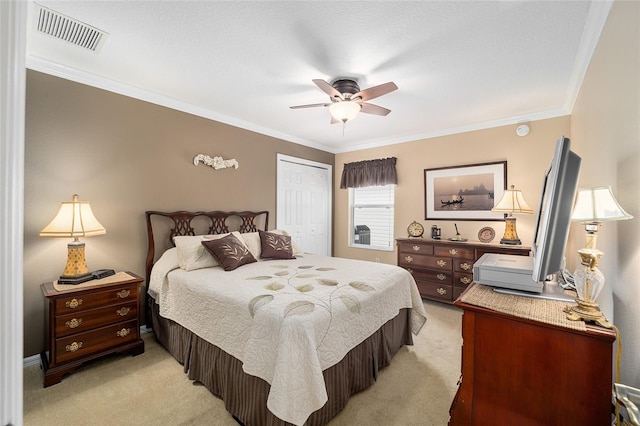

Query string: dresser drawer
[55,319,139,364]
[398,242,434,256]
[434,245,474,259]
[54,284,138,314]
[415,280,454,302]
[55,301,138,338]
[454,258,475,273]
[454,272,474,288]
[399,254,453,270]
[409,269,453,285]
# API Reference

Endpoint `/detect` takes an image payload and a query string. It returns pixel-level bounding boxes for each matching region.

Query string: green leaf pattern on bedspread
[246,264,374,346]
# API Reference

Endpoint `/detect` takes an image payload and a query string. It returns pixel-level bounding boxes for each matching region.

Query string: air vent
[35,5,108,53]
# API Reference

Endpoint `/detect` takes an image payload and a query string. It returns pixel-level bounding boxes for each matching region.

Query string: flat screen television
[531,136,582,282]
[473,136,581,300]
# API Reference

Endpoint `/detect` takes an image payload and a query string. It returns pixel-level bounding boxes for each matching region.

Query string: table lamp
[39,194,106,284]
[565,186,633,328]
[491,185,533,245]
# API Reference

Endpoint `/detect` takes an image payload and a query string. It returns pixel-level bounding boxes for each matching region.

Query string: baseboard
[23,353,41,368]
[23,325,152,369]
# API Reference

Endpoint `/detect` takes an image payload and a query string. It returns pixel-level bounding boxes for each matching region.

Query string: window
[349,184,395,250]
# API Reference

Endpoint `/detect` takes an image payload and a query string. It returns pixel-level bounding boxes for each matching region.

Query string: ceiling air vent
[35,5,108,53]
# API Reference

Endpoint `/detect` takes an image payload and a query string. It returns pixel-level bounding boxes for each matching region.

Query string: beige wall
[23,71,334,357]
[334,116,571,264]
[571,0,640,387]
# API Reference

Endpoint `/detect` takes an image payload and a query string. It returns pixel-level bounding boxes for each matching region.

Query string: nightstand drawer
[55,319,139,364]
[54,284,138,314]
[55,301,138,337]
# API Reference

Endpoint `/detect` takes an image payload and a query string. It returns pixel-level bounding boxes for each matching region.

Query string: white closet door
[277,154,332,256]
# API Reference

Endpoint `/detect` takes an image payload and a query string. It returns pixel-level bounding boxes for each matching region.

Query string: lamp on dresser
[491,185,533,245]
[39,194,106,284]
[565,186,633,328]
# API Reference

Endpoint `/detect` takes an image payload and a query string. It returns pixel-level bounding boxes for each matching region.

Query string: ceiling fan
[290,78,398,124]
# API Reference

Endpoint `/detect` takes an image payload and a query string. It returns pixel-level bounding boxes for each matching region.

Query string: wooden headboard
[144,210,269,287]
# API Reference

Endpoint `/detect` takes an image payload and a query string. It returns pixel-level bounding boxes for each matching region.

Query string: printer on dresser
[396,238,530,303]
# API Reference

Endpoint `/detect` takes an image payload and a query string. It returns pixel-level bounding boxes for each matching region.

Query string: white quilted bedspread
[149,249,427,425]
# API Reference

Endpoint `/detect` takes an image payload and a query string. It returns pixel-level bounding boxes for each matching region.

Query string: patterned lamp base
[500,217,522,245]
[59,242,93,284]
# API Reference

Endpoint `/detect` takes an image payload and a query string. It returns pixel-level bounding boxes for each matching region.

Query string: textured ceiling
[26,1,610,153]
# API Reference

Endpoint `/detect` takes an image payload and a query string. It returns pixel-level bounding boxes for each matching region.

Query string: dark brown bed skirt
[150,299,413,425]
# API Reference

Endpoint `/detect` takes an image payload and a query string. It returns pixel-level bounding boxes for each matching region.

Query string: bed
[145,210,427,426]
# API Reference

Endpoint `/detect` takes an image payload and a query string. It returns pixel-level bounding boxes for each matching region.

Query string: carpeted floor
[23,300,462,426]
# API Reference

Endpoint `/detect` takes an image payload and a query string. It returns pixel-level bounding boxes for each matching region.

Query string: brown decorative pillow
[259,230,295,260]
[201,234,257,271]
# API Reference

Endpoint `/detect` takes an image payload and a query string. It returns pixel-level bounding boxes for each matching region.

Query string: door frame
[1,1,26,423]
[276,153,333,256]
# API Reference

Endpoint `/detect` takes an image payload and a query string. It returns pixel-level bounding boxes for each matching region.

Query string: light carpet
[23,300,462,426]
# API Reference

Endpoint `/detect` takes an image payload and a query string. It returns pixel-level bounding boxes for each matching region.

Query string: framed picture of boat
[424,161,507,220]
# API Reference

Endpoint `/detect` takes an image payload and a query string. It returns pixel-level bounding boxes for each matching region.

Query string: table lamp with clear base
[565,186,633,328]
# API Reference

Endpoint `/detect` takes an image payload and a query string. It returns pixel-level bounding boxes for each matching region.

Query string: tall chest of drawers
[396,238,530,303]
[40,272,145,387]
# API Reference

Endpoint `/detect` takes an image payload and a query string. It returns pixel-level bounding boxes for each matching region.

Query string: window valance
[339,157,398,188]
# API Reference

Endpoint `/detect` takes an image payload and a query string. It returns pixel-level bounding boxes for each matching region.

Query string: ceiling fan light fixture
[329,101,361,123]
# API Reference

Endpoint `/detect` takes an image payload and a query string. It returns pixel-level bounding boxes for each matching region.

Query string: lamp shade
[39,194,106,238]
[491,185,533,214]
[571,186,633,223]
[329,100,361,123]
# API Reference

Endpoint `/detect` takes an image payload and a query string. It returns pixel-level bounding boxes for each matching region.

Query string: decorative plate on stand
[478,226,495,243]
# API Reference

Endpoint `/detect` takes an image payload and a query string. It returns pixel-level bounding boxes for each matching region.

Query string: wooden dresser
[449,284,616,425]
[40,272,145,387]
[396,238,530,303]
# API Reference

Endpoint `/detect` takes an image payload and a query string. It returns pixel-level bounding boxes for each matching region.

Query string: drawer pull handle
[437,260,447,268]
[460,277,472,285]
[65,318,83,329]
[117,328,131,338]
[449,249,458,255]
[437,273,447,281]
[437,287,447,296]
[116,307,131,316]
[65,298,82,309]
[404,255,414,263]
[460,262,472,271]
[412,245,421,252]
[65,342,83,352]
[117,289,131,299]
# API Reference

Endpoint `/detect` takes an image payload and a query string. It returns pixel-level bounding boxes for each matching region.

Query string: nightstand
[40,271,145,387]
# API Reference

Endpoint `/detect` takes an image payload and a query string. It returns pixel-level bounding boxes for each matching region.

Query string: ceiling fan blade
[290,103,332,109]
[360,102,391,116]
[313,79,344,100]
[351,82,398,102]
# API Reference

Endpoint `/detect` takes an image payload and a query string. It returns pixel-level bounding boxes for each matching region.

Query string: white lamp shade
[571,186,633,222]
[329,100,361,123]
[39,194,106,238]
[491,185,533,214]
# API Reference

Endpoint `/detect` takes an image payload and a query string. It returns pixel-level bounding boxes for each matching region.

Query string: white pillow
[174,231,245,271]
[240,232,262,260]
